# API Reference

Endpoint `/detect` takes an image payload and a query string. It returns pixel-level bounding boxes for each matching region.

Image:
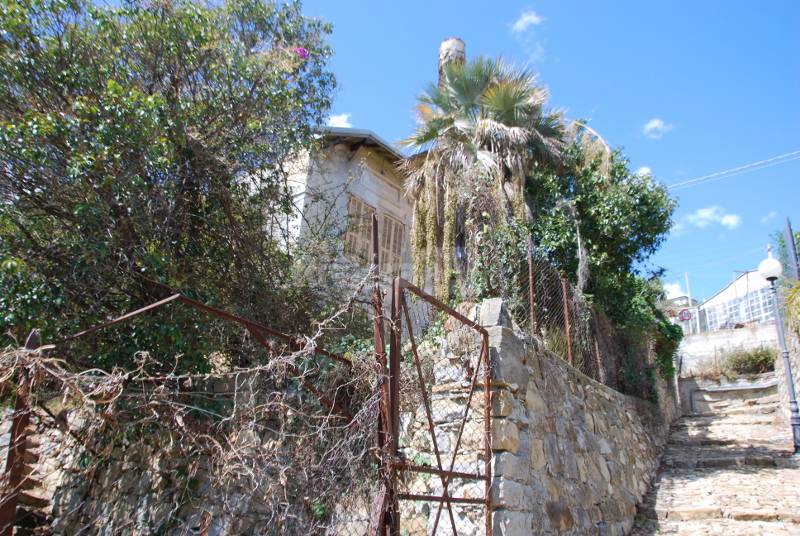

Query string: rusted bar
[0,330,39,536]
[53,292,351,367]
[177,295,351,367]
[399,297,459,534]
[483,333,493,536]
[561,278,574,367]
[370,214,390,535]
[396,278,489,336]
[527,237,538,337]
[55,294,181,344]
[388,277,402,536]
[396,493,487,505]
[391,462,487,481]
[371,214,389,448]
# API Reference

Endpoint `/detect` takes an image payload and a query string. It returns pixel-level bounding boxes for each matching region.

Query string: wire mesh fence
[494,246,627,391]
[388,279,491,536]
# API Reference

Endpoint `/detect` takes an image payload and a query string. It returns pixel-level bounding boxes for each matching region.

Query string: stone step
[647,506,800,523]
[634,518,800,536]
[674,414,778,427]
[662,454,780,470]
[691,402,780,417]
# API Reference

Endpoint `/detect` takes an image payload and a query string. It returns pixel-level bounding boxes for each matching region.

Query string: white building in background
[700,271,775,331]
[284,126,413,277]
[674,271,778,376]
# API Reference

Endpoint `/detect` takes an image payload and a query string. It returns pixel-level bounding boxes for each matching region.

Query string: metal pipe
[769,280,800,452]
[561,278,574,366]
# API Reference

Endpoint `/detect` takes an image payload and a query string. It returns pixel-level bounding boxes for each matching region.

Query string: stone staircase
[632,380,800,535]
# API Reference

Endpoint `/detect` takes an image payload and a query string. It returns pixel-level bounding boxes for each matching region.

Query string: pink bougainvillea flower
[293,47,309,59]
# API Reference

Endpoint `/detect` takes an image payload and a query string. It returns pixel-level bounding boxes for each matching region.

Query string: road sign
[678,309,692,322]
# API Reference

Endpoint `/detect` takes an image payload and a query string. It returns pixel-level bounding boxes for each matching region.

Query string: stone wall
[676,323,778,377]
[483,299,676,536]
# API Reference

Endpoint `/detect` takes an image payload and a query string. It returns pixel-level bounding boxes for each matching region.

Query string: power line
[667,149,800,190]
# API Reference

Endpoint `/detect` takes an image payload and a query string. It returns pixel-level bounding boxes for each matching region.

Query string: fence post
[0,330,39,536]
[386,278,402,536]
[527,237,538,338]
[561,279,574,367]
[369,214,391,535]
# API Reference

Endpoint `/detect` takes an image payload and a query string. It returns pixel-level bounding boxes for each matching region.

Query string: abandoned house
[284,126,413,278]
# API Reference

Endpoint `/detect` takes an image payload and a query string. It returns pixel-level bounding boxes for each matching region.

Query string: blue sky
[304,0,800,301]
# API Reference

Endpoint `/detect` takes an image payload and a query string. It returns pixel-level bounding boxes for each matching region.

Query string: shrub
[725,346,776,375]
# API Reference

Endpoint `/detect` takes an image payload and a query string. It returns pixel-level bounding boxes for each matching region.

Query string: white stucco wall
[677,322,779,376]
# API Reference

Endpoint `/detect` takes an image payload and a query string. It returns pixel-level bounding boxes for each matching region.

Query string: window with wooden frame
[380,214,404,275]
[343,195,375,265]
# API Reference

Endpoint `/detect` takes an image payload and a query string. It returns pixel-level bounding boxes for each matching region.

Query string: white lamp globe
[758,250,782,281]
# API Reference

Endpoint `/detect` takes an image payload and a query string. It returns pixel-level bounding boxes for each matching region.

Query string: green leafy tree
[0,0,335,369]
[528,145,676,317]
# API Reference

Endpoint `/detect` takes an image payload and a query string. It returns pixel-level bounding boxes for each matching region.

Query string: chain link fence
[475,234,646,394]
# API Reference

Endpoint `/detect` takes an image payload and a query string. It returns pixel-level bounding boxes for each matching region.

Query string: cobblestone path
[631,387,800,535]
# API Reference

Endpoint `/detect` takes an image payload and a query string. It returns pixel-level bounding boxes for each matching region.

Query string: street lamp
[758,247,800,453]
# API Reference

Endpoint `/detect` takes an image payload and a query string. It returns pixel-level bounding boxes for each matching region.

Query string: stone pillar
[480,298,534,536]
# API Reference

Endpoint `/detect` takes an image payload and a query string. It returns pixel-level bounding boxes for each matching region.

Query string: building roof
[700,270,768,308]
[321,126,405,163]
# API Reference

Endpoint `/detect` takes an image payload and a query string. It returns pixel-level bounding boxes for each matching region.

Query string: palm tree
[401,56,565,297]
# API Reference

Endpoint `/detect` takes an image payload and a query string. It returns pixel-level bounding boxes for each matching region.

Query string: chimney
[438,37,465,87]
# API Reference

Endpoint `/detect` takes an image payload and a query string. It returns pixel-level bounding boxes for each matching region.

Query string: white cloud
[664,283,685,300]
[327,113,352,128]
[720,214,742,229]
[760,210,778,224]
[510,10,547,62]
[636,166,652,176]
[683,206,742,230]
[511,10,546,34]
[642,117,673,139]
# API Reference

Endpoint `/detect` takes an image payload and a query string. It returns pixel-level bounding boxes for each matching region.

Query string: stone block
[491,419,519,453]
[530,439,546,471]
[492,389,515,417]
[480,298,512,328]
[487,326,529,388]
[545,500,575,531]
[492,510,532,536]
[494,452,528,480]
[491,478,528,510]
[525,386,546,414]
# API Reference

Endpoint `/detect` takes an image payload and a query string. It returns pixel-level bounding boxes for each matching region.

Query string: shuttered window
[380,214,404,275]
[344,195,375,265]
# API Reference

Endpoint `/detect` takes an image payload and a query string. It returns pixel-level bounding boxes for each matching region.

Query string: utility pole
[685,272,700,334]
[785,218,800,280]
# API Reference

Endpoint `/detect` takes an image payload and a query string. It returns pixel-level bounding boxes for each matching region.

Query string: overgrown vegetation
[402,54,680,397]
[697,346,776,380]
[0,0,338,371]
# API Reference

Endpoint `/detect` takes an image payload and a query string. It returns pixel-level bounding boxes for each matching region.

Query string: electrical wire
[667,149,800,190]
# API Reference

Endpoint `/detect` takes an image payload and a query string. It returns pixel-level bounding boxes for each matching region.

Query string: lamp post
[758,248,800,453]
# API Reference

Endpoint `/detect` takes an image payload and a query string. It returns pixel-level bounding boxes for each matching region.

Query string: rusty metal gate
[382,277,492,535]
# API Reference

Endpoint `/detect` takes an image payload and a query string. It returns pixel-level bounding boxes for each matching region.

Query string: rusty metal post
[371,214,388,449]
[0,330,39,536]
[482,334,493,536]
[561,278,574,367]
[527,237,538,338]
[387,278,402,536]
[369,214,391,535]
